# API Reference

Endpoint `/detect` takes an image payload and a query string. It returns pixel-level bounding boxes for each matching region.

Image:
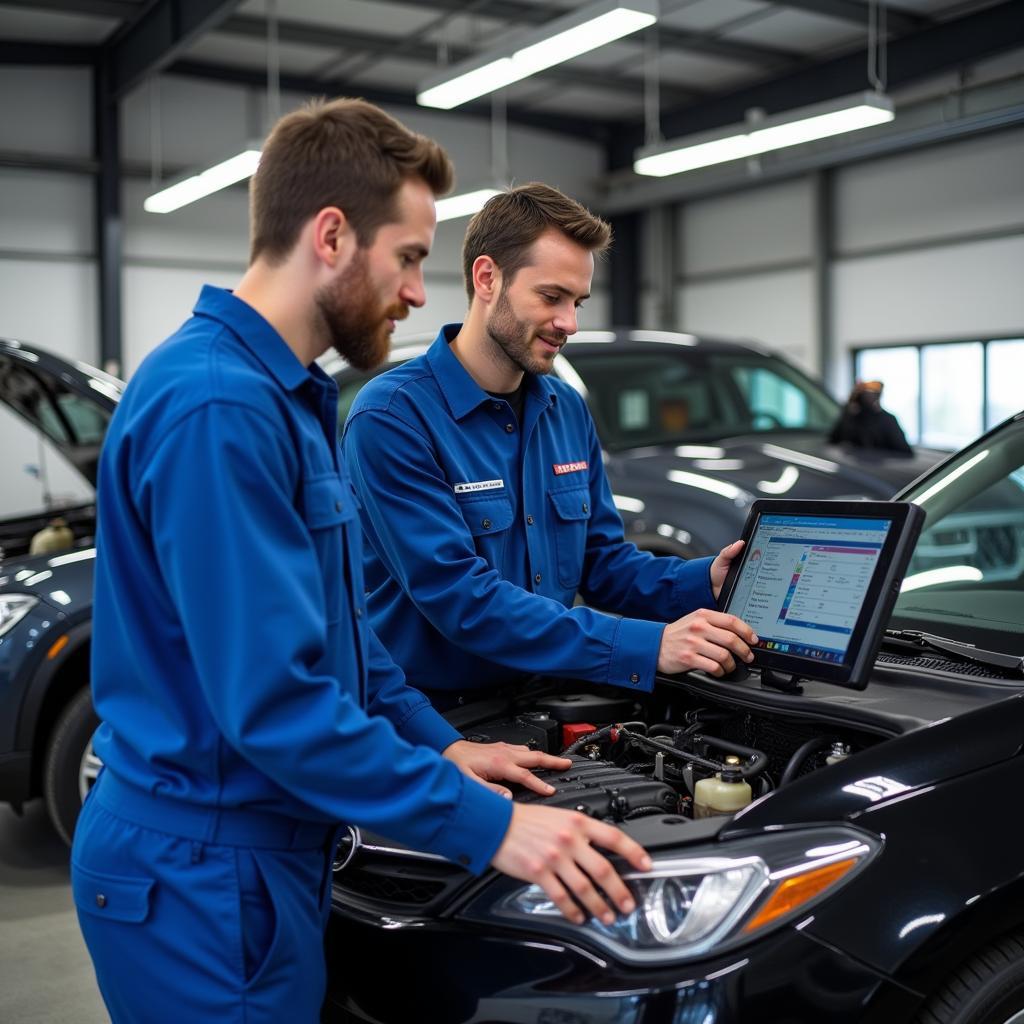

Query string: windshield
[892,414,1024,656]
[564,348,839,450]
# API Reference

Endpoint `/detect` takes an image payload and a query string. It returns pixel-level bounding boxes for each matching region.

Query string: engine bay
[458,683,888,824]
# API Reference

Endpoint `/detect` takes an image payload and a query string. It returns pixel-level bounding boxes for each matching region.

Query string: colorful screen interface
[728,514,891,664]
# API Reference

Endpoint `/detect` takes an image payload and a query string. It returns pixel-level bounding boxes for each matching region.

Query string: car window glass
[731,367,810,429]
[566,349,838,450]
[0,402,95,520]
[892,417,1024,654]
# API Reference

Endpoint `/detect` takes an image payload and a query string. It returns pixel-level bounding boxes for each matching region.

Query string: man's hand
[710,539,744,600]
[444,739,572,799]
[657,609,758,676]
[491,804,652,925]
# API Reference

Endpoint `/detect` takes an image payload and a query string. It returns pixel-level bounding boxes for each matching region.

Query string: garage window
[854,338,1024,450]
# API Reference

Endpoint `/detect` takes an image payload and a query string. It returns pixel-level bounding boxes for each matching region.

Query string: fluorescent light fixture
[144,148,262,213]
[435,188,502,222]
[634,92,894,177]
[418,0,657,110]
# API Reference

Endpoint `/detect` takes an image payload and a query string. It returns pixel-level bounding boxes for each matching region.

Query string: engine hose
[780,736,841,787]
[616,729,722,774]
[688,734,768,780]
[562,724,616,756]
[624,805,671,820]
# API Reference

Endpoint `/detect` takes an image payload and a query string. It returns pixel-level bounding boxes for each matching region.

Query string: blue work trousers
[71,772,338,1023]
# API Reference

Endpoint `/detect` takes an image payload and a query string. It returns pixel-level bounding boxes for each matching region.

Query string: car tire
[43,687,100,846]
[916,934,1024,1024]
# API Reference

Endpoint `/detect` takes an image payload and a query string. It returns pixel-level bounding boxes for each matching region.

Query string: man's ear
[311,206,357,269]
[471,254,501,303]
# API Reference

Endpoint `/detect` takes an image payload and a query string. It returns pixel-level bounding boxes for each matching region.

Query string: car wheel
[916,934,1024,1024]
[43,687,100,846]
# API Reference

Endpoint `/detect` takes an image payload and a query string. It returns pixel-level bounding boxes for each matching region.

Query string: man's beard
[316,250,407,371]
[487,282,563,377]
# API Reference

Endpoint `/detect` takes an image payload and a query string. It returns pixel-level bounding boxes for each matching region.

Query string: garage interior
[1,1,1023,1021]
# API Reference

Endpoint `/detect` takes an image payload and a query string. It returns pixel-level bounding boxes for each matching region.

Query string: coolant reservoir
[29,518,74,556]
[694,755,752,818]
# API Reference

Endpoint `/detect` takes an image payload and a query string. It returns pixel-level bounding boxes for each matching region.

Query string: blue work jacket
[343,324,715,696]
[90,289,510,873]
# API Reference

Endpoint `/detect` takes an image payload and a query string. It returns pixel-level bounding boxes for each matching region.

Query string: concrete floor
[0,800,108,1023]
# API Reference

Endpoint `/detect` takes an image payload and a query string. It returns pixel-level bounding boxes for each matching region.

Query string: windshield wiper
[882,629,1024,677]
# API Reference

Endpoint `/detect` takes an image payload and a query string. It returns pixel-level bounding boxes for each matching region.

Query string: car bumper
[323,904,920,1024]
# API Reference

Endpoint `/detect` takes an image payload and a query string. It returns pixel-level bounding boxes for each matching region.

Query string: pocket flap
[303,475,353,529]
[72,861,154,923]
[459,494,514,536]
[548,487,592,522]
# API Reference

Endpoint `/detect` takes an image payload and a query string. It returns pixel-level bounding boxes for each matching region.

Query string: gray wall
[637,125,1024,394]
[1,66,609,376]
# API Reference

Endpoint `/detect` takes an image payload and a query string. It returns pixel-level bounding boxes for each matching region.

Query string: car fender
[801,751,1024,998]
[15,618,92,752]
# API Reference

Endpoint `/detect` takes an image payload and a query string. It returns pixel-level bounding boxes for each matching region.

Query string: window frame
[851,334,1024,448]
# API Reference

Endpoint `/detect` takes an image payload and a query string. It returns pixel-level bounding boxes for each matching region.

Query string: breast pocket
[302,474,354,625]
[548,486,592,589]
[457,491,514,567]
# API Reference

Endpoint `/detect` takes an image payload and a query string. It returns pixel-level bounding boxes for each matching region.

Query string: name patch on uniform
[552,461,589,476]
[454,479,505,494]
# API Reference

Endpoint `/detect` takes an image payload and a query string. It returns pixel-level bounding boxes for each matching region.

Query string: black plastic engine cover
[463,713,561,754]
[516,755,679,822]
[533,693,638,724]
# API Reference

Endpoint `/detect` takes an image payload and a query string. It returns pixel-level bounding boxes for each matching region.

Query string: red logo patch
[552,460,588,475]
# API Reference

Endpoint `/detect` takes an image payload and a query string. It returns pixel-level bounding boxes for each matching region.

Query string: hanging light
[418,0,658,110]
[633,91,894,177]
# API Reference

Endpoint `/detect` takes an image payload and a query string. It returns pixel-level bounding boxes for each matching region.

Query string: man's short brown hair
[250,97,453,265]
[461,183,611,302]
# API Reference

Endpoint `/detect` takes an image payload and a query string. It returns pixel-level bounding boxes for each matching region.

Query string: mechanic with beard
[343,183,758,714]
[72,108,652,1024]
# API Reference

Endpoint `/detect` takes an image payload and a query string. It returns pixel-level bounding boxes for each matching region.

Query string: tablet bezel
[716,499,925,690]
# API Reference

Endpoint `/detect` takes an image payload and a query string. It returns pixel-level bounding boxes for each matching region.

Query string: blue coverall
[71,289,511,1023]
[342,324,715,702]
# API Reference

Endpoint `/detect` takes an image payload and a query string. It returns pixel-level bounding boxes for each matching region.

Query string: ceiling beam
[0,0,140,17]
[217,14,699,106]
[102,0,245,99]
[608,0,1024,168]
[0,41,96,64]
[367,0,803,68]
[167,58,612,143]
[759,0,929,36]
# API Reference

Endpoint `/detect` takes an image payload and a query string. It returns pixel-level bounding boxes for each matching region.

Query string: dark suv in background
[0,332,941,843]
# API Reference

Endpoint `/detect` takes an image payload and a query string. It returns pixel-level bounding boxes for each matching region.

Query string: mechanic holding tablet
[343,183,759,711]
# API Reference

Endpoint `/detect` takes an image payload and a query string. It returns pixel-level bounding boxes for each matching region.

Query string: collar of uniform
[426,323,557,421]
[192,285,311,393]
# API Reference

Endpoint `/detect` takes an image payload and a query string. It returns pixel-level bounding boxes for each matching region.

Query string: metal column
[94,57,123,377]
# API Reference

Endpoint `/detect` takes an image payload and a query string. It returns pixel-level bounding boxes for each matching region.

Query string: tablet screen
[716,500,924,689]
[726,514,891,664]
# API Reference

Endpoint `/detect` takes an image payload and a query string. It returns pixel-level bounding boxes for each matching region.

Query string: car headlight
[0,594,39,638]
[464,827,879,965]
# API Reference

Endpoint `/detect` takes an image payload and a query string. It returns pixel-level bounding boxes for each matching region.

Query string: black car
[323,409,1024,1024]
[0,332,938,845]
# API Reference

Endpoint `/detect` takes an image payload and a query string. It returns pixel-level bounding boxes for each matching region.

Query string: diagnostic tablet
[717,500,925,690]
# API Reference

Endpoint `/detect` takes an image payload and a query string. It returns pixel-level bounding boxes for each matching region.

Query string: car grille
[332,848,470,915]
[336,864,448,905]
